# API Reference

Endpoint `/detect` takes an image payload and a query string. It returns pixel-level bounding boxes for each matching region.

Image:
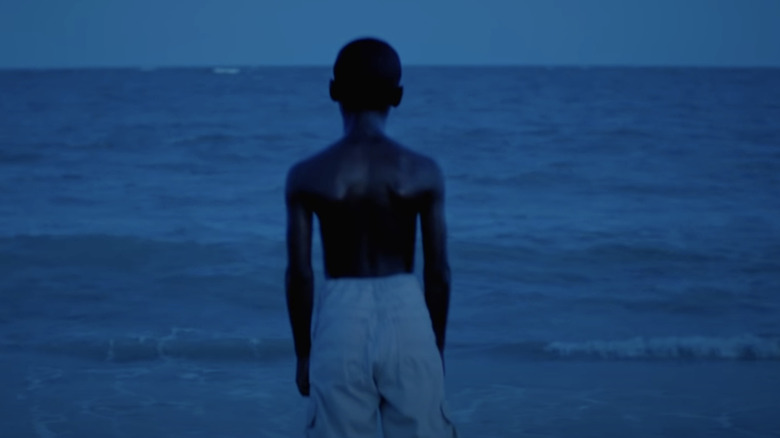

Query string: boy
[285,37,456,438]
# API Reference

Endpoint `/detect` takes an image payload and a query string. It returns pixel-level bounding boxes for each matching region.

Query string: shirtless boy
[285,37,457,438]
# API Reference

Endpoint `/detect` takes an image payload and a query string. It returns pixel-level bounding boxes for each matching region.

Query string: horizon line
[2,62,780,72]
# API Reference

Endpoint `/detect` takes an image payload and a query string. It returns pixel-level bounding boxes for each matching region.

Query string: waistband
[317,273,426,315]
[324,273,419,289]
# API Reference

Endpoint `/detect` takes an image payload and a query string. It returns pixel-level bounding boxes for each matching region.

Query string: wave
[565,242,721,264]
[3,332,291,363]
[450,170,583,188]
[0,150,44,164]
[450,239,729,271]
[0,234,252,274]
[5,333,779,363]
[170,132,246,148]
[212,67,240,75]
[540,335,779,361]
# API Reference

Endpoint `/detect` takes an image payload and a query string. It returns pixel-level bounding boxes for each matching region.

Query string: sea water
[1,67,779,437]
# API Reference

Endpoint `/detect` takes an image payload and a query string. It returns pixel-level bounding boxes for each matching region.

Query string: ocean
[1,66,779,437]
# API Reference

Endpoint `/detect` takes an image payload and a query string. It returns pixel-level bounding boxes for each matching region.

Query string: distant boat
[213,67,240,75]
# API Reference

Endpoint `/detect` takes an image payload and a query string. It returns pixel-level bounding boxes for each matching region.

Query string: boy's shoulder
[285,142,338,187]
[385,137,442,175]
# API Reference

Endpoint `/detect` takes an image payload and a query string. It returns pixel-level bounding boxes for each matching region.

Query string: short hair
[330,38,403,111]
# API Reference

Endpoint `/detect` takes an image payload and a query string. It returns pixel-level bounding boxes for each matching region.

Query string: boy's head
[330,38,403,112]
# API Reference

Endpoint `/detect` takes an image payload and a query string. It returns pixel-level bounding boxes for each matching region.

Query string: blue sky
[1,0,779,68]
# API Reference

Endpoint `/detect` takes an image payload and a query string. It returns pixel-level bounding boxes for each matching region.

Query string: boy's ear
[329,79,340,102]
[390,86,403,107]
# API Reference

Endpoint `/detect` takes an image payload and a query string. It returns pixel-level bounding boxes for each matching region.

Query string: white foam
[546,334,780,360]
[212,67,240,75]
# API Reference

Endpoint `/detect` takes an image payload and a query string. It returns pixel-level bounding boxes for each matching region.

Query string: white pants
[306,274,457,438]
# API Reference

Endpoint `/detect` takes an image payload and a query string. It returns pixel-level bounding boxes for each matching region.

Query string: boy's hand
[296,357,310,397]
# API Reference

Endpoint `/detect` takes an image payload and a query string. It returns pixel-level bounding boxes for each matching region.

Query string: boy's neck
[341,109,389,138]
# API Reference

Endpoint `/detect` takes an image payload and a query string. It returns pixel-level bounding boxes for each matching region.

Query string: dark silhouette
[285,38,456,437]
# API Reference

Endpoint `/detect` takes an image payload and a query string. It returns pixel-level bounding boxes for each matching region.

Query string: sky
[1,0,779,68]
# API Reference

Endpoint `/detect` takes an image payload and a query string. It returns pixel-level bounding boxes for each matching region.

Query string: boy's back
[287,133,443,278]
